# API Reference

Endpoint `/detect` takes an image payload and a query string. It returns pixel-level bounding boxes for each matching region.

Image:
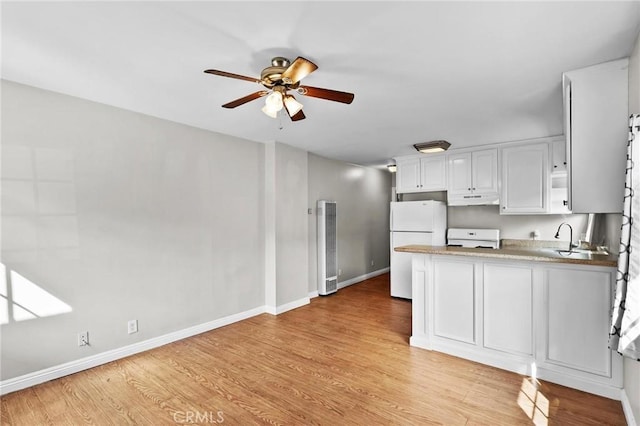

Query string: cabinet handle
[467,188,471,191]
[472,188,476,190]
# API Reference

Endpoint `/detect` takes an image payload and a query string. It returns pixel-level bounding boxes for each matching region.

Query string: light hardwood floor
[1,273,627,425]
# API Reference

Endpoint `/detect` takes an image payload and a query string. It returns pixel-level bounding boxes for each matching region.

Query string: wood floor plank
[0,273,627,425]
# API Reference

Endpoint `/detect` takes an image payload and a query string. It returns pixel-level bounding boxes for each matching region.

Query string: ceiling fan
[204,56,354,121]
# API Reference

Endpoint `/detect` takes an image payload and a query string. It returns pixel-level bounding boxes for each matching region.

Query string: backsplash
[447,205,589,241]
[398,191,617,250]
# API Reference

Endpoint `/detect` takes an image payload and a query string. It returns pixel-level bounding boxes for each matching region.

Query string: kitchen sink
[537,247,610,259]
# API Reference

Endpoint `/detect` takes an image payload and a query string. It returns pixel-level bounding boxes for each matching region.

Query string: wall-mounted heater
[317,200,338,295]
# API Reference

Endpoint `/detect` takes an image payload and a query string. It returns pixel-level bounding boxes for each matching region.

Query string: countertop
[394,243,618,268]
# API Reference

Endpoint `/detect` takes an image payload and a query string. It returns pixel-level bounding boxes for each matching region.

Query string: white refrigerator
[390,200,447,299]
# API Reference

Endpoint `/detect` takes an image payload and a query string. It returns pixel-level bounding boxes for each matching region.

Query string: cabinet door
[471,149,498,194]
[483,264,533,355]
[447,152,472,195]
[551,139,567,173]
[420,156,446,191]
[544,267,613,377]
[396,158,421,193]
[564,59,628,213]
[433,259,475,344]
[500,143,549,214]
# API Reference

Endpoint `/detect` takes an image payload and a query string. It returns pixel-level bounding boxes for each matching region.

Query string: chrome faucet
[554,222,575,252]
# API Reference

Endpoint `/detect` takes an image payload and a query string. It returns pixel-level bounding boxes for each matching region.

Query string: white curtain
[609,114,640,360]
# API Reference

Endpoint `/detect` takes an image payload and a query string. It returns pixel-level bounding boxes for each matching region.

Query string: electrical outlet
[338,269,342,276]
[370,260,375,266]
[78,331,89,347]
[128,319,138,334]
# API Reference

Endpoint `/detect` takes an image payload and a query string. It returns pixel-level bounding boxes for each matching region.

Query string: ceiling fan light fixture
[261,105,279,118]
[283,95,303,116]
[265,91,283,109]
[262,91,284,118]
[205,55,354,122]
[413,140,451,154]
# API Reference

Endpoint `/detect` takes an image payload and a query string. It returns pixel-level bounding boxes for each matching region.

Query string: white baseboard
[308,267,389,298]
[264,296,310,315]
[338,267,390,290]
[622,388,638,426]
[0,305,266,396]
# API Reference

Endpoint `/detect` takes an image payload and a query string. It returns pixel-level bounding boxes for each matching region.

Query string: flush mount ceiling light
[413,140,451,154]
[387,164,397,173]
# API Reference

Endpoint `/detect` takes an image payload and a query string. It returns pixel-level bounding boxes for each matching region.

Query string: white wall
[1,81,265,380]
[624,28,640,426]
[274,143,309,306]
[0,81,389,384]
[307,154,391,293]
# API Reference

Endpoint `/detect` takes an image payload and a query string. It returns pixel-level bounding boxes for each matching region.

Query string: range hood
[447,192,500,206]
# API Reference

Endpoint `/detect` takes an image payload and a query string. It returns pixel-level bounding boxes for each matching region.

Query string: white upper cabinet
[396,155,446,193]
[500,143,549,214]
[563,58,628,213]
[551,139,567,173]
[420,156,447,191]
[447,152,472,194]
[447,149,498,205]
[396,157,421,193]
[472,149,499,193]
[549,138,571,214]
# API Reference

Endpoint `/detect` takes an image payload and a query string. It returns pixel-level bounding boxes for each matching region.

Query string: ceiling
[3,1,640,167]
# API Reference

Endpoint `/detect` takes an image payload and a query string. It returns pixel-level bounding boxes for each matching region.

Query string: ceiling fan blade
[281,57,318,84]
[222,91,269,108]
[204,69,260,83]
[298,85,354,104]
[290,110,306,121]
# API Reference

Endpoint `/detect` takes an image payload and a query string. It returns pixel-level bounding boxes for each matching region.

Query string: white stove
[447,228,500,249]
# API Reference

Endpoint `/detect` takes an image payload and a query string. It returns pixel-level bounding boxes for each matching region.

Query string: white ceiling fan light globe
[284,95,303,116]
[262,91,284,118]
[265,91,283,110]
[261,105,279,118]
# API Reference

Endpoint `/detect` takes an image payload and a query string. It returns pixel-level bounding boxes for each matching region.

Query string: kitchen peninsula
[396,242,622,399]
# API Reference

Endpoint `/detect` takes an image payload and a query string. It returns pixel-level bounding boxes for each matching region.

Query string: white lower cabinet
[483,264,533,356]
[433,259,475,344]
[542,267,615,378]
[412,255,622,399]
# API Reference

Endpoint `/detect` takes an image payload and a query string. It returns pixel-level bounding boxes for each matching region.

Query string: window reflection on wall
[2,146,79,263]
[0,263,73,324]
[1,145,78,324]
